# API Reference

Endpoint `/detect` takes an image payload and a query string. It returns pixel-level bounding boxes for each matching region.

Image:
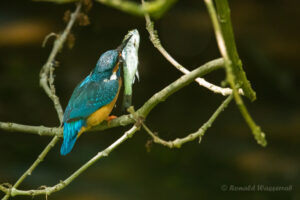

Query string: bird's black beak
[117,34,132,53]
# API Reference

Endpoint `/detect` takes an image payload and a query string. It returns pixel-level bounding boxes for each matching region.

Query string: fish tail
[60,120,86,156]
[122,94,132,111]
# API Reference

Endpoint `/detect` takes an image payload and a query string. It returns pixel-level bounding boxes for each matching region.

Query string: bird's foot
[106,115,117,126]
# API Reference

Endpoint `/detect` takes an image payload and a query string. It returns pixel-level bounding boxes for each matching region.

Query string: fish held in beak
[121,29,140,111]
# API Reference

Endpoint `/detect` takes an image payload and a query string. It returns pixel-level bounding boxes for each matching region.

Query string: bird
[60,37,131,155]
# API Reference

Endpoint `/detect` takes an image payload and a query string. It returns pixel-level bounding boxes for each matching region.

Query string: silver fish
[121,29,140,110]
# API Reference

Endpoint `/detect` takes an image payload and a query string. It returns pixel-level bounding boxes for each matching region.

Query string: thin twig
[0,126,139,197]
[142,94,233,148]
[8,137,60,189]
[0,122,62,137]
[1,3,82,200]
[39,2,82,124]
[1,136,59,200]
[42,32,58,47]
[141,0,242,96]
[214,0,256,101]
[204,0,266,146]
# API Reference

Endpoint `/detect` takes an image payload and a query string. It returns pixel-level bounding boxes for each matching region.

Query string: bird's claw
[106,115,117,126]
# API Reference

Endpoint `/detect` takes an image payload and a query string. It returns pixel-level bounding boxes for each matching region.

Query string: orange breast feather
[77,78,122,137]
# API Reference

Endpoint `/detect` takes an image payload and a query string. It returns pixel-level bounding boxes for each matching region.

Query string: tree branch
[39,2,81,124]
[0,58,225,138]
[204,0,266,146]
[1,57,224,196]
[214,0,256,101]
[141,0,242,96]
[6,137,60,191]
[0,122,61,137]
[1,3,82,200]
[0,125,139,197]
[1,57,225,197]
[136,58,224,117]
[142,94,233,148]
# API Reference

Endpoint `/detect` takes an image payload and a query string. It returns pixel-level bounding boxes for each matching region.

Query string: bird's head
[94,50,119,74]
[93,36,132,75]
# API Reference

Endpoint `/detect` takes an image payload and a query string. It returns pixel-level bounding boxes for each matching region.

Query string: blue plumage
[64,74,119,121]
[61,120,86,155]
[61,50,121,155]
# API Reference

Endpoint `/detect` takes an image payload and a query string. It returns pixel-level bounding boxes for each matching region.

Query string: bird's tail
[60,120,86,156]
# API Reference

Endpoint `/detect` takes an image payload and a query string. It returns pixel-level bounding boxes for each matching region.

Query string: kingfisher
[60,37,131,155]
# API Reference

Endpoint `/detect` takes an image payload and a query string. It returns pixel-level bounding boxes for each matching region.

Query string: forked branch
[1,2,82,200]
[0,126,139,197]
[204,0,266,146]
[141,0,243,96]
[143,94,233,148]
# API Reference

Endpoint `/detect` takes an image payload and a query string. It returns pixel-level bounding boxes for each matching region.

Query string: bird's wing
[63,77,119,122]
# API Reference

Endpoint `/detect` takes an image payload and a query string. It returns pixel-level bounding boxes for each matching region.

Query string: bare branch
[1,136,60,200]
[42,32,58,47]
[0,58,224,198]
[0,126,139,197]
[136,58,225,117]
[1,3,83,200]
[204,0,267,146]
[142,94,233,148]
[141,0,242,96]
[10,137,60,188]
[0,113,133,137]
[0,58,225,138]
[39,2,81,124]
[0,122,61,137]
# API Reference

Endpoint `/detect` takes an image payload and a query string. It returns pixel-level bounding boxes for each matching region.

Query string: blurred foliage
[34,0,178,18]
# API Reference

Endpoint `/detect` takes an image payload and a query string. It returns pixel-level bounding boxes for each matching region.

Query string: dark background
[0,0,299,199]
